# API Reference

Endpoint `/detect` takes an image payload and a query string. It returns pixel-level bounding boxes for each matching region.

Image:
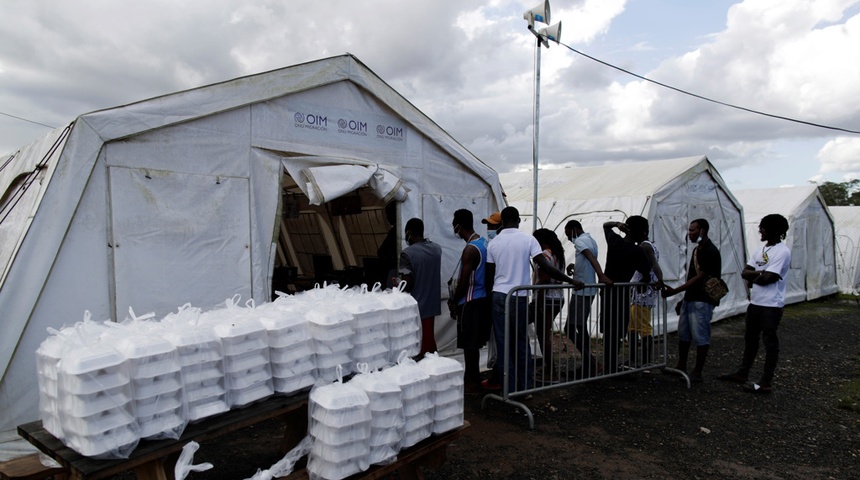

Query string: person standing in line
[481,212,502,241]
[398,217,443,357]
[564,220,613,377]
[663,218,721,382]
[447,209,491,394]
[627,217,664,368]
[601,218,649,374]
[718,214,791,394]
[484,207,582,392]
[531,228,566,382]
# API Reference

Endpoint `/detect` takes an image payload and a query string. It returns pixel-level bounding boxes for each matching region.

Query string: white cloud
[817,137,860,175]
[1,0,858,189]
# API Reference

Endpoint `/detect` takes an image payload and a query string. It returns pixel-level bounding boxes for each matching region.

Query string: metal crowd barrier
[481,282,688,429]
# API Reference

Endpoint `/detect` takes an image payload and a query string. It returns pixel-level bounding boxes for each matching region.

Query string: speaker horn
[523,0,551,28]
[539,21,562,45]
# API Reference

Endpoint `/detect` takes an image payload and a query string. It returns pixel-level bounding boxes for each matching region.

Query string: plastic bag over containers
[34,282,424,459]
[307,366,371,480]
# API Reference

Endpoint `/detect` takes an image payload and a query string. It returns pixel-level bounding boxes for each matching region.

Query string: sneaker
[481,379,502,391]
[743,381,772,395]
[717,372,748,384]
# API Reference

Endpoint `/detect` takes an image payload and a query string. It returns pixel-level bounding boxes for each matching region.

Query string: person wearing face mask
[663,218,722,383]
[481,212,502,240]
[447,209,491,393]
[398,217,443,357]
[563,220,612,377]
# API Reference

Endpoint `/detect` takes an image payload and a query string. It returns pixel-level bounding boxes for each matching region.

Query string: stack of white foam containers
[35,332,70,439]
[342,288,390,372]
[418,353,465,434]
[159,316,229,423]
[56,341,140,458]
[203,304,274,408]
[376,287,421,363]
[307,378,371,480]
[257,299,315,395]
[106,328,186,440]
[349,366,404,466]
[306,304,355,382]
[380,356,432,448]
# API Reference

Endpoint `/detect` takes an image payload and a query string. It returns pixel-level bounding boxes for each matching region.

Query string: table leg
[133,460,168,480]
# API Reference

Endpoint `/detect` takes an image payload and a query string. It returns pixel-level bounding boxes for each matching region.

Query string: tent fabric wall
[499,156,749,334]
[829,206,860,295]
[0,54,504,449]
[733,186,839,304]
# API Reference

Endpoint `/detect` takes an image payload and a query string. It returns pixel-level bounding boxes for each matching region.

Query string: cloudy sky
[2,0,859,189]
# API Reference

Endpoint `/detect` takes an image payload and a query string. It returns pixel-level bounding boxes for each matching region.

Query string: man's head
[626,216,649,241]
[759,214,789,243]
[500,206,521,227]
[564,220,583,241]
[688,218,709,243]
[404,217,424,245]
[481,211,502,229]
[452,209,474,240]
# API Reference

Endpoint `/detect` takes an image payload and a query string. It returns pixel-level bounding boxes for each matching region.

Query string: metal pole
[532,36,541,233]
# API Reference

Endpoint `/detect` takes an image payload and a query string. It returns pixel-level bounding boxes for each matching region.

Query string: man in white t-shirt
[718,214,791,394]
[483,207,581,393]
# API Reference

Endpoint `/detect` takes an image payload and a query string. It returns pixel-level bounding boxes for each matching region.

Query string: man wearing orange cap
[481,212,502,241]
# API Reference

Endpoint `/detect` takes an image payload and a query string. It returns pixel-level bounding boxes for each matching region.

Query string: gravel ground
[137,297,859,480]
[425,297,860,480]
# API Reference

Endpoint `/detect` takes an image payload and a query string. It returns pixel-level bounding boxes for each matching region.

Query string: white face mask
[487,230,497,240]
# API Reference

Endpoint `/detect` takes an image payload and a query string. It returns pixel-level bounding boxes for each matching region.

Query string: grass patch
[836,354,860,413]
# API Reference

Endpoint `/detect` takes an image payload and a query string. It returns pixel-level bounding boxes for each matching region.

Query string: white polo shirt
[487,228,542,296]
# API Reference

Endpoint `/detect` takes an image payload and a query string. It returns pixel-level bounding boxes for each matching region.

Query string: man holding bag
[663,218,722,383]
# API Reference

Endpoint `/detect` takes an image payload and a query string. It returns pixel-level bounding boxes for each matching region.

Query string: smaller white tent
[500,156,749,332]
[734,186,839,304]
[829,206,860,295]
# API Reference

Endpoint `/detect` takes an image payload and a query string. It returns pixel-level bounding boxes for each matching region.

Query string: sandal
[717,372,748,384]
[743,382,772,394]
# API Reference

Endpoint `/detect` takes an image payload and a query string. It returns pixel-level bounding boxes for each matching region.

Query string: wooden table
[282,422,470,480]
[18,394,308,480]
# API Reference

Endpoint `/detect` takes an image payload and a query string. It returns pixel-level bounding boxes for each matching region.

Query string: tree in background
[814,179,860,206]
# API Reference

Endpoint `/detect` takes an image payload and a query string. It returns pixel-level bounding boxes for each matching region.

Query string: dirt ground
[153,297,860,480]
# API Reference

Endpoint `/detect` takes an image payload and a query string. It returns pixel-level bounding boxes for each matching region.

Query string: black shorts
[456,297,491,350]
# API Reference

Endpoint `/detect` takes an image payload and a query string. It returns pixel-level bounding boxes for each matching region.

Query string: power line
[0,111,56,129]
[560,42,860,135]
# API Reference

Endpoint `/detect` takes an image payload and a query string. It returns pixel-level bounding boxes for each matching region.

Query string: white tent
[733,186,839,304]
[828,206,860,295]
[499,156,749,332]
[0,54,504,454]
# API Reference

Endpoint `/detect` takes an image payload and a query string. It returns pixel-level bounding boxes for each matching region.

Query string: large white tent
[829,206,860,296]
[733,186,839,304]
[0,54,504,456]
[499,156,749,332]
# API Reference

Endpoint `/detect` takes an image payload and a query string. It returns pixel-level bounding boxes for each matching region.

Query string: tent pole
[532,36,541,232]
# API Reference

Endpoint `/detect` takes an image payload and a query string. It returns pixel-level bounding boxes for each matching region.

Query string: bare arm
[452,245,479,302]
[534,254,583,289]
[581,248,613,286]
[742,264,781,286]
[641,242,664,288]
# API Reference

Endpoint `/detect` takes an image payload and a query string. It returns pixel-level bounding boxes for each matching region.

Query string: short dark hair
[691,218,709,234]
[565,220,582,231]
[760,213,789,240]
[405,217,424,236]
[453,209,474,230]
[626,215,649,238]
[501,206,520,224]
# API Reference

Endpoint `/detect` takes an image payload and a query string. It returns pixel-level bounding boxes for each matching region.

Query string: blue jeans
[677,301,715,346]
[491,292,532,392]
